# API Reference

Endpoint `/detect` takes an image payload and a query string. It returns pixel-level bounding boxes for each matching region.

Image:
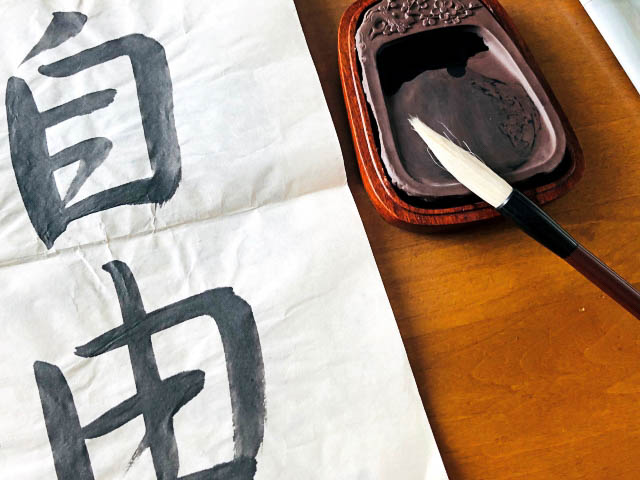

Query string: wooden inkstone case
[338,0,584,227]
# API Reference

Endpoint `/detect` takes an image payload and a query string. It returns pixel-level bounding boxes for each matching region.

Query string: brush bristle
[408,116,513,208]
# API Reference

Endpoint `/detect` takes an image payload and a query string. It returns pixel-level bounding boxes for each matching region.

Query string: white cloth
[581,0,640,94]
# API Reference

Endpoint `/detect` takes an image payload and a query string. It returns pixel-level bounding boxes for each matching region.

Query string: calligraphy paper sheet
[0,0,448,478]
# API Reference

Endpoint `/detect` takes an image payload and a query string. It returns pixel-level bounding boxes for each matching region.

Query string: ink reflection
[6,12,181,248]
[34,261,266,480]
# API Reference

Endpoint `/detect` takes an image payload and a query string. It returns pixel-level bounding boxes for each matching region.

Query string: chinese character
[34,261,265,479]
[6,12,181,248]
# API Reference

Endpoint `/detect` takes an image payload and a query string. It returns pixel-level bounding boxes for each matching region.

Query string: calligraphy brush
[409,116,640,320]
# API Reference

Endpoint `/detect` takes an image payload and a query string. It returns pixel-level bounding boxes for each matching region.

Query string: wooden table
[294,1,640,478]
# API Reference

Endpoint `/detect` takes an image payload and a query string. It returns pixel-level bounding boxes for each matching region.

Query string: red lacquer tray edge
[337,0,585,228]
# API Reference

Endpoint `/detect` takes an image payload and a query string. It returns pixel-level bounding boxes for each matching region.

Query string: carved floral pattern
[364,0,482,39]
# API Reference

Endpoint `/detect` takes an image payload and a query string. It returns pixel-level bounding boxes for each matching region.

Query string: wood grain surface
[293,0,640,478]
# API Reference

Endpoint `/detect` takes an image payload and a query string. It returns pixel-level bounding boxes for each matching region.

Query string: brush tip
[408,116,421,131]
[408,116,513,208]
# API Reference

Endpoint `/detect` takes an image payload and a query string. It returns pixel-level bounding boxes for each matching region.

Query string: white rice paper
[0,0,448,479]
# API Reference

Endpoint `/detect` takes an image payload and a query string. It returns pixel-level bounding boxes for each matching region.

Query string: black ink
[34,261,265,479]
[34,362,94,479]
[7,32,181,248]
[41,88,117,128]
[22,12,88,64]
[54,137,113,206]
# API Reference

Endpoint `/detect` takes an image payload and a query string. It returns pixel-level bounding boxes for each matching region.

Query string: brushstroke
[51,137,113,206]
[7,33,181,248]
[34,261,266,479]
[22,12,88,64]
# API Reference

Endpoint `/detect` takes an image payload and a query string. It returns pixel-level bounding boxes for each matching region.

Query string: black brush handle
[498,190,640,320]
[565,245,640,320]
[498,190,578,257]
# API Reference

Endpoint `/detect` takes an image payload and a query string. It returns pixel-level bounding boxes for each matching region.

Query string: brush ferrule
[498,190,578,258]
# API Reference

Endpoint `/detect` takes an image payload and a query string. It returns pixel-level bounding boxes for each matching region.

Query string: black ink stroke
[34,362,95,480]
[7,33,181,248]
[55,137,113,206]
[34,261,265,480]
[22,12,88,65]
